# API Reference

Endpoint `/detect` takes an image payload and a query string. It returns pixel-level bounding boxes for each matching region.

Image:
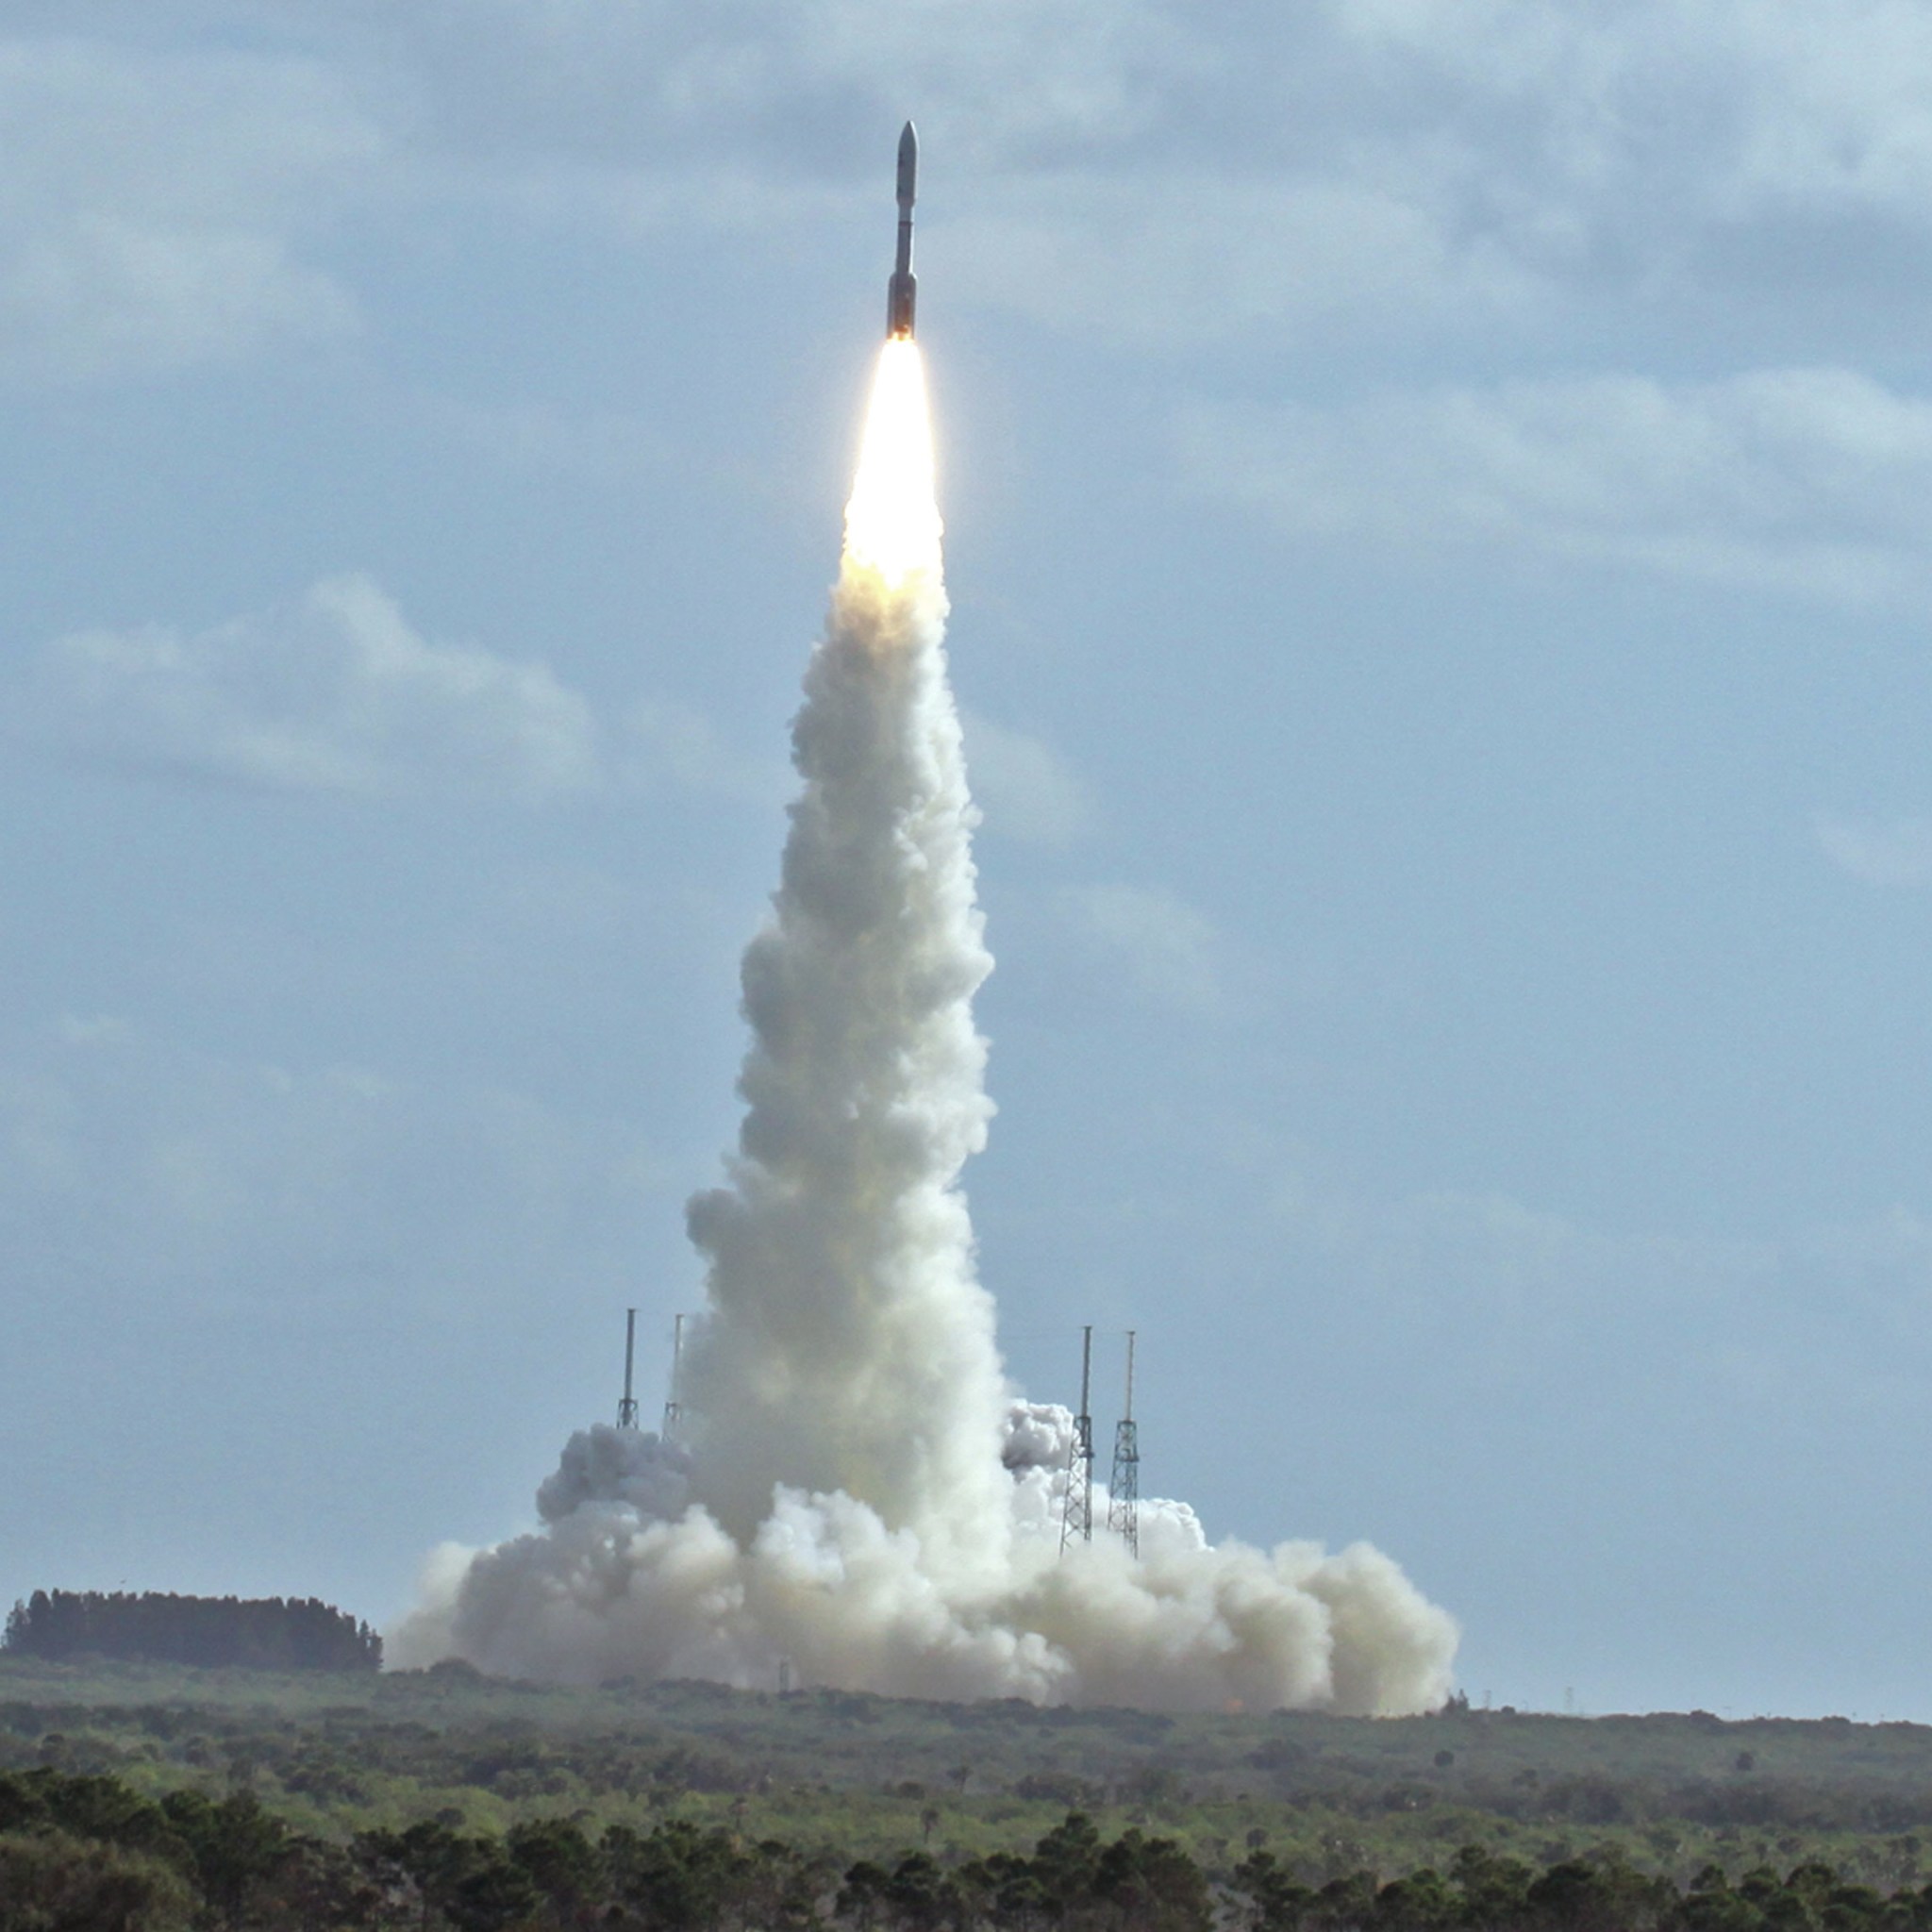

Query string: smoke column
[393,342,1459,1713]
[680,341,1008,1574]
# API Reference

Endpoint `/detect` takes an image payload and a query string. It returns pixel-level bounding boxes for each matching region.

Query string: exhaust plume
[394,343,1458,1713]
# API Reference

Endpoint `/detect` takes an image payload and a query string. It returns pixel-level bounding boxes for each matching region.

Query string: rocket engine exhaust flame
[391,130,1459,1713]
[844,340,941,587]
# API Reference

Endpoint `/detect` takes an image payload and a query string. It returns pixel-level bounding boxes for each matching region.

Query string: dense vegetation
[3,1591,382,1672]
[8,1657,1932,1928]
[11,1761,1932,1932]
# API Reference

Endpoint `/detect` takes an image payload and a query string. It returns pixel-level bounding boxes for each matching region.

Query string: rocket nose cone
[897,122,917,206]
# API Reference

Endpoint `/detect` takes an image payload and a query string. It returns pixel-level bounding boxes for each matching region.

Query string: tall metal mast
[1107,1329,1140,1558]
[660,1312,686,1444]
[1059,1324,1094,1554]
[617,1307,640,1429]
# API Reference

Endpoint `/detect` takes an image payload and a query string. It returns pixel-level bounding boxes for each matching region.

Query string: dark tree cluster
[0,1767,838,1931]
[841,1809,1213,1932]
[12,1763,1932,1932]
[3,1590,382,1672]
[1231,1841,1932,1932]
[0,1779,1212,1932]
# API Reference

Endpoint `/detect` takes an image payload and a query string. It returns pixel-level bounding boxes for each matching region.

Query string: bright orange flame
[843,339,942,587]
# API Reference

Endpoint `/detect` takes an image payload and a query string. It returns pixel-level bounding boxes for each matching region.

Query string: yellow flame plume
[843,339,942,588]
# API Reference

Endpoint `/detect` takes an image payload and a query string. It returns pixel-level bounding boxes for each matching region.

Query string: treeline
[8,1768,1932,1932]
[1239,1769,1932,1838]
[1233,1842,1932,1932]
[2,1591,381,1672]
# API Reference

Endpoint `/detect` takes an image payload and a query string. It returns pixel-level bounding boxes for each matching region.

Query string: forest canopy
[2,1591,381,1672]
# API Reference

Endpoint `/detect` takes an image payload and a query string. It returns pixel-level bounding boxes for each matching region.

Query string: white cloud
[33,575,606,801]
[961,711,1093,847]
[944,173,1524,350]
[1067,881,1225,1011]
[1817,814,1932,886]
[1183,367,1932,608]
[0,1014,669,1316]
[1329,2,1932,262]
[341,6,1498,344]
[0,37,374,379]
[20,3,1932,372]
[358,0,1183,167]
[26,575,788,807]
[1263,1156,1932,1400]
[425,395,682,479]
[620,698,786,803]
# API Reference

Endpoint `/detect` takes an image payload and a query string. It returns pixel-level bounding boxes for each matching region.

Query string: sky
[5,0,1932,1721]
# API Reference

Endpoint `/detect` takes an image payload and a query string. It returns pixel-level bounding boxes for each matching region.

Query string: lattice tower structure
[617,1307,641,1428]
[1059,1324,1095,1554]
[660,1312,687,1444]
[1106,1327,1140,1557]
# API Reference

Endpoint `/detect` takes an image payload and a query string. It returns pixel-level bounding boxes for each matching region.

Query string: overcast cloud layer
[6,1,1932,1720]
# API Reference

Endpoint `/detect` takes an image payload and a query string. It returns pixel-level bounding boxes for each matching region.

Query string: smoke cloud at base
[393,1407,1457,1712]
[393,345,1458,1714]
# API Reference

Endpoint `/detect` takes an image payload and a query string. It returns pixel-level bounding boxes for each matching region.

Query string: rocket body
[887,121,918,339]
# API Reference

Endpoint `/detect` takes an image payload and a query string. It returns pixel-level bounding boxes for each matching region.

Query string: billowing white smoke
[678,548,1011,1575]
[393,344,1458,1713]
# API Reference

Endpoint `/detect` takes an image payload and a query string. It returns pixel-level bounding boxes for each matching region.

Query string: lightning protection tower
[660,1312,687,1445]
[1106,1328,1140,1558]
[617,1307,640,1429]
[1059,1324,1095,1555]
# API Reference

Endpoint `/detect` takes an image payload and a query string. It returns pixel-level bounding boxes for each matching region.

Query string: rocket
[887,122,917,340]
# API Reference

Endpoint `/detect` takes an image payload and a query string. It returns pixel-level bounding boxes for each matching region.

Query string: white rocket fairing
[887,122,917,340]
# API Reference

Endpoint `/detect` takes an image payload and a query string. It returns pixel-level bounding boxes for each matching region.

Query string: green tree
[0,1829,194,1932]
[957,1850,1051,1932]
[506,1816,598,1919]
[357,1819,539,1932]
[1451,1844,1535,1925]
[1529,1857,1672,1932]
[1373,1866,1458,1932]
[841,1858,896,1931]
[158,1790,292,1926]
[1231,1849,1315,1932]
[1032,1813,1104,1922]
[606,1818,749,1932]
[1091,1829,1211,1932]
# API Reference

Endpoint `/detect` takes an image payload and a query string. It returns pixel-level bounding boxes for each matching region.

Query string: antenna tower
[617,1307,640,1429]
[1106,1328,1140,1557]
[661,1313,687,1443]
[1059,1324,1094,1554]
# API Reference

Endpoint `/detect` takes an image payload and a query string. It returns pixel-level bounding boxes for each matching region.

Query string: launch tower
[1059,1324,1095,1553]
[1106,1329,1140,1557]
[617,1307,640,1429]
[661,1312,687,1445]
